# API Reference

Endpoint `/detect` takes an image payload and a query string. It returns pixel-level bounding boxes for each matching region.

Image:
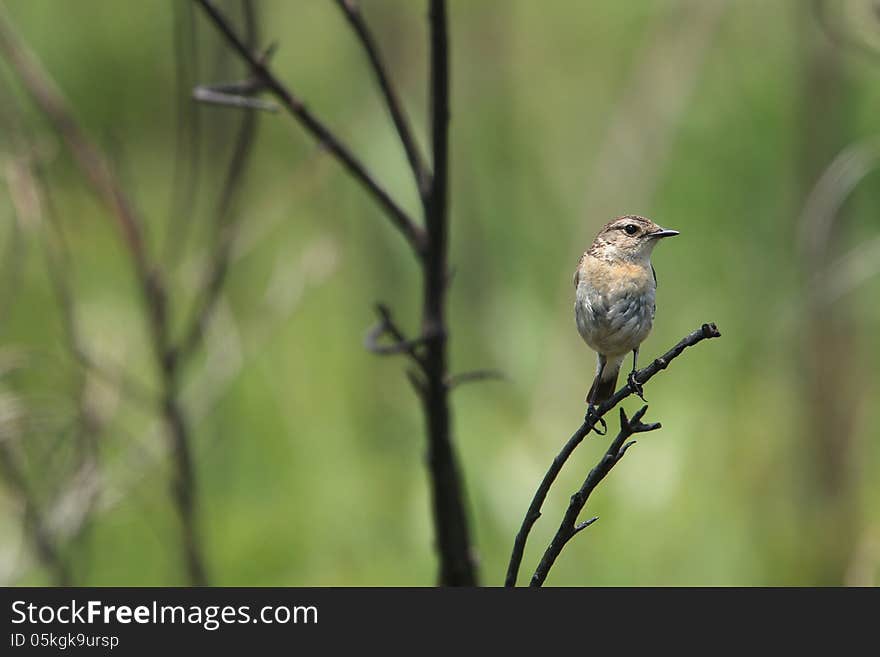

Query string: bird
[574,215,679,408]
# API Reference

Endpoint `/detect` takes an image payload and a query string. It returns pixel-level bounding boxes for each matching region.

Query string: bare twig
[505,322,721,587]
[0,7,208,585]
[193,0,426,256]
[1,69,111,586]
[179,0,261,363]
[530,406,661,587]
[0,441,72,586]
[194,0,478,585]
[0,164,27,320]
[164,0,202,265]
[445,369,505,390]
[364,304,428,363]
[0,372,73,586]
[35,160,158,410]
[0,36,153,411]
[333,0,431,195]
[0,5,149,274]
[192,86,279,112]
[0,111,157,408]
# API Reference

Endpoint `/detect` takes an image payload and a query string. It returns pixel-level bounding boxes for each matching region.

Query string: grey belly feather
[575,283,655,357]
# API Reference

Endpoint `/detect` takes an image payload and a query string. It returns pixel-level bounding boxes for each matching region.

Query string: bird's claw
[627,370,647,402]
[585,405,607,435]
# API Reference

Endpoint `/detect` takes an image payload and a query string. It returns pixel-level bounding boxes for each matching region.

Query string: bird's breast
[575,257,656,356]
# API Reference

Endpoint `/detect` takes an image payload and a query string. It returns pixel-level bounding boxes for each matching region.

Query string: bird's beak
[650,227,680,239]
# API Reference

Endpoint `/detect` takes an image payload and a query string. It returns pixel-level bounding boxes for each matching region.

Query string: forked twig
[505,322,721,586]
[529,406,661,587]
[193,0,478,585]
[193,0,426,256]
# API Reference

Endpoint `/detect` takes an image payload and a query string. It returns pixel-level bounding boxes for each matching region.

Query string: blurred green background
[1,0,879,586]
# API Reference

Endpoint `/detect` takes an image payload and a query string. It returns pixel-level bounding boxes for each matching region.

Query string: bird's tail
[586,356,623,405]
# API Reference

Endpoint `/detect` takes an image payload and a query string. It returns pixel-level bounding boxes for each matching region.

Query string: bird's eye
[624,224,638,235]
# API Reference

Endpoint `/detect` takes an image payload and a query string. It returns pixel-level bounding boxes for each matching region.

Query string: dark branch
[163,394,207,586]
[417,0,477,586]
[191,36,280,114]
[427,0,450,236]
[192,40,279,102]
[505,322,721,586]
[192,0,427,256]
[196,0,477,586]
[530,406,661,587]
[333,0,431,196]
[364,304,429,364]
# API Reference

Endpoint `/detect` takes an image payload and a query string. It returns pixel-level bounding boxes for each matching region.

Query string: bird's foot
[627,370,647,402]
[585,405,607,435]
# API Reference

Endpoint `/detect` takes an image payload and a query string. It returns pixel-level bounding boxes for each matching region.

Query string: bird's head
[589,215,679,262]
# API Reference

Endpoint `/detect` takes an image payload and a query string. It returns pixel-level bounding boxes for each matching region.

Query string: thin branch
[0,8,209,585]
[34,161,158,410]
[195,0,477,586]
[0,165,26,322]
[364,304,428,364]
[0,124,157,408]
[163,0,202,265]
[176,111,258,361]
[191,35,279,110]
[530,406,661,587]
[1,62,109,584]
[0,7,168,373]
[192,86,279,112]
[333,0,431,196]
[0,36,155,407]
[572,516,599,535]
[192,0,427,256]
[178,0,262,363]
[427,0,450,239]
[505,322,721,587]
[162,394,206,585]
[445,369,505,390]
[0,442,72,586]
[0,5,150,277]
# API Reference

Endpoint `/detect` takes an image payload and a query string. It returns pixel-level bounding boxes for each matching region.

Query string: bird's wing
[651,265,657,320]
[573,253,586,288]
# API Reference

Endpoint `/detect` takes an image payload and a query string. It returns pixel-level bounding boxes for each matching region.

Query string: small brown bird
[574,215,679,406]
